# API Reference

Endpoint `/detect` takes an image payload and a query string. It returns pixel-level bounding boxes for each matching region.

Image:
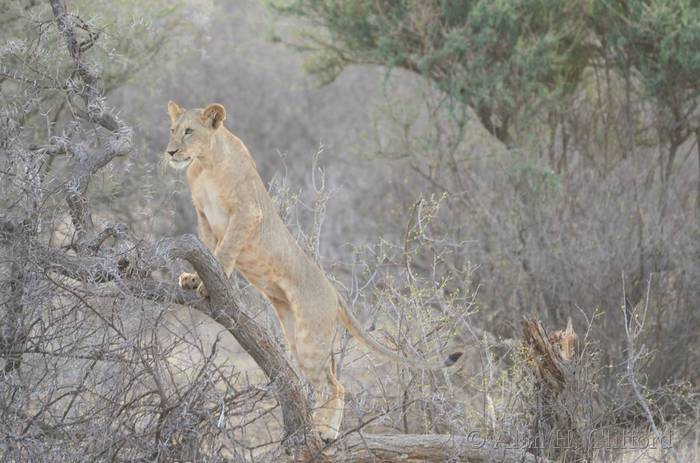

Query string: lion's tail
[336,295,463,370]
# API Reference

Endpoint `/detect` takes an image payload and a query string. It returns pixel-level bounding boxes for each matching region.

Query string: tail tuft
[444,351,463,367]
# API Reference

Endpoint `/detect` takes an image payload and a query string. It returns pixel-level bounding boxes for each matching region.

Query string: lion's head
[164,101,226,170]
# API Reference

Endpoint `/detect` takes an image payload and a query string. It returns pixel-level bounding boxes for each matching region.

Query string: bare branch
[622,277,683,463]
[49,0,134,244]
[157,234,322,454]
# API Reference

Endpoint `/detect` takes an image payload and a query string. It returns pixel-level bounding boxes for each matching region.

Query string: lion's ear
[201,103,226,129]
[167,101,185,124]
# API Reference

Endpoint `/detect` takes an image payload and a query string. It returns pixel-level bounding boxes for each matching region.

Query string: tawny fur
[164,101,460,441]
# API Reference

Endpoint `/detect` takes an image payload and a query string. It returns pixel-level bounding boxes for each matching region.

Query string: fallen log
[324,433,548,462]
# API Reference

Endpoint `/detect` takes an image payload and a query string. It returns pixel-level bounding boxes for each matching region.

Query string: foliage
[593,0,700,148]
[274,0,700,151]
[272,0,592,143]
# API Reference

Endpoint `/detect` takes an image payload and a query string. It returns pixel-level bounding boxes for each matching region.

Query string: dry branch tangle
[50,0,133,245]
[33,227,549,462]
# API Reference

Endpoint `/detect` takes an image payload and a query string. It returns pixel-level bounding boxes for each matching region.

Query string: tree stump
[521,318,588,461]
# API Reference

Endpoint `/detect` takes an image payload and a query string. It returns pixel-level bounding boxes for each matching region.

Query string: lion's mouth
[169,157,192,169]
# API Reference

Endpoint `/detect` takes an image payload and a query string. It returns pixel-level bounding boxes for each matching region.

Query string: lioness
[164,101,461,441]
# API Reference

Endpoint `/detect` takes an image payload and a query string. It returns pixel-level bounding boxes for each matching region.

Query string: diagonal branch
[35,231,323,455]
[157,235,322,455]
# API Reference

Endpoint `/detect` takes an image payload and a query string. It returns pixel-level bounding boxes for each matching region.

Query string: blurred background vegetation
[269,0,700,389]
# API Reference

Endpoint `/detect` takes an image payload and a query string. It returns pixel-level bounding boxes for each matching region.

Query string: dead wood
[521,318,577,393]
[325,433,548,463]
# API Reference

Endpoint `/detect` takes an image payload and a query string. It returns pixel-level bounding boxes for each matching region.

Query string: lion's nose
[167,149,178,156]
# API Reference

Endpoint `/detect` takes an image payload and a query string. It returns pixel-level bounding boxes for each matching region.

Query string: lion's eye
[170,128,174,133]
[184,128,194,135]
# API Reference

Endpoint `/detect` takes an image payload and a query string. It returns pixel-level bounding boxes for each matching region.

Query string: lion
[164,101,462,441]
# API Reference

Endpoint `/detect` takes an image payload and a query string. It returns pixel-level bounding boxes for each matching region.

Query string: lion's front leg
[178,271,208,298]
[178,208,217,297]
[196,208,217,251]
[213,208,262,275]
[178,272,202,290]
[198,206,262,298]
[195,281,208,298]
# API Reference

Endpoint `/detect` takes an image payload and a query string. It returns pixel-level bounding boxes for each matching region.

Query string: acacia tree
[276,0,700,193]
[272,0,592,145]
[591,0,700,218]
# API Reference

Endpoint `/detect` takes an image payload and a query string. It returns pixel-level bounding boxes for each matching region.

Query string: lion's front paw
[178,272,201,290]
[196,282,209,298]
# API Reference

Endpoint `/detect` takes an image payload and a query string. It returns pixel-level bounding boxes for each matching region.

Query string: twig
[622,273,682,463]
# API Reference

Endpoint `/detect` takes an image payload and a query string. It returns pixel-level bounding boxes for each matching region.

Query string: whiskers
[158,153,170,175]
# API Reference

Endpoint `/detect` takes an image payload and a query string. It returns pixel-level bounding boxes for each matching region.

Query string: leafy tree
[274,0,700,155]
[591,0,700,215]
[272,0,592,144]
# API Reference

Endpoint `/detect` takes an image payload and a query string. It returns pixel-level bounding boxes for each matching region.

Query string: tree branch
[156,234,322,454]
[49,0,133,245]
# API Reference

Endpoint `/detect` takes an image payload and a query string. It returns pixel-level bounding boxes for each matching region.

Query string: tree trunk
[696,130,700,220]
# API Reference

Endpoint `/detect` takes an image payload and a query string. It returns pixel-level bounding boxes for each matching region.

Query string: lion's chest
[192,176,230,239]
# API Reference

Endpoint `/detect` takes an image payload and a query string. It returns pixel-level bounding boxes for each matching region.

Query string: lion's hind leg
[291,296,345,442]
[303,351,345,442]
[269,296,299,360]
[319,364,345,441]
